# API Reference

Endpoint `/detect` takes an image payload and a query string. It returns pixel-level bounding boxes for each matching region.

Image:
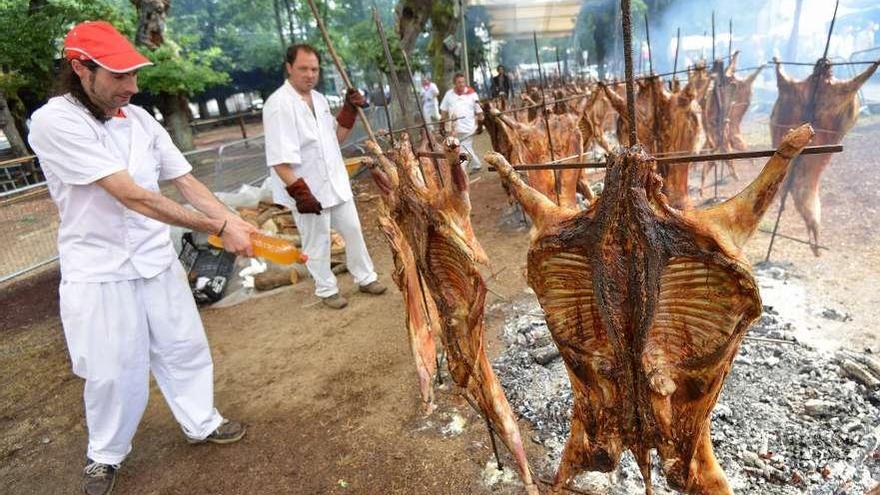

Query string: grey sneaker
[82,460,118,495]
[358,281,387,295]
[187,418,247,445]
[321,293,348,309]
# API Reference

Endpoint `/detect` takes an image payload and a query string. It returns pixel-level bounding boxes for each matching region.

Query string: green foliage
[137,42,229,96]
[0,0,129,102]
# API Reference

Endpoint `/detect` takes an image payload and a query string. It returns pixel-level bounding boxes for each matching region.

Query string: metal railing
[0,106,389,283]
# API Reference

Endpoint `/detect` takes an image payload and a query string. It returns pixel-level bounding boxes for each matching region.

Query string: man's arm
[172,172,257,239]
[272,163,323,214]
[97,170,254,256]
[272,163,298,187]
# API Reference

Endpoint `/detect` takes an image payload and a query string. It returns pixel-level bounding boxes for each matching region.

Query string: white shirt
[28,95,192,282]
[420,82,439,111]
[439,88,483,135]
[263,81,352,209]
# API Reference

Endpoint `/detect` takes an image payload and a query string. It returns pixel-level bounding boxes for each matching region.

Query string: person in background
[28,21,254,495]
[439,72,484,173]
[420,75,440,123]
[263,43,386,309]
[491,64,513,101]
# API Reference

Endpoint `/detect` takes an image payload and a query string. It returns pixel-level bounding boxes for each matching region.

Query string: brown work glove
[336,88,365,129]
[286,178,323,215]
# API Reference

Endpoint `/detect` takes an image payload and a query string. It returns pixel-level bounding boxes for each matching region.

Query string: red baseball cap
[64,21,153,73]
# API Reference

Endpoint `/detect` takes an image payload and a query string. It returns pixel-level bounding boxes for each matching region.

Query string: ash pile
[493,277,880,494]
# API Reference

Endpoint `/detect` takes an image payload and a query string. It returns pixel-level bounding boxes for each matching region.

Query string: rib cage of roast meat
[603,77,704,209]
[770,58,879,255]
[700,52,764,195]
[486,124,815,495]
[364,135,538,494]
[363,144,441,415]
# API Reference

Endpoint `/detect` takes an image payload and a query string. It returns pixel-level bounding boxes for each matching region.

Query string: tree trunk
[131,0,171,49]
[197,98,210,119]
[429,3,458,96]
[0,91,29,157]
[396,0,432,54]
[159,93,194,151]
[217,96,230,116]
[272,0,287,52]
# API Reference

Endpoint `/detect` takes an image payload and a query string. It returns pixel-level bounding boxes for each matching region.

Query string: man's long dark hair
[53,59,111,122]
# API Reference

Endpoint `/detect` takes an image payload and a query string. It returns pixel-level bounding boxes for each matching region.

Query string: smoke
[644,0,880,104]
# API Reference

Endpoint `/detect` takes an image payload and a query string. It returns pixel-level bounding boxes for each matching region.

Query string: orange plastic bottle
[208,233,308,264]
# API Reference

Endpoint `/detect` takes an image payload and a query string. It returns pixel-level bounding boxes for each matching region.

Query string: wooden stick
[305,0,376,141]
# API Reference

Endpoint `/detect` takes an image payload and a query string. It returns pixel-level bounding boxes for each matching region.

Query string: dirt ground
[2,112,879,494]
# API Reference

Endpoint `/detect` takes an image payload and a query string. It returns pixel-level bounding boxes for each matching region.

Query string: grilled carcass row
[700,52,764,195]
[365,135,538,495]
[486,107,590,210]
[603,77,704,210]
[770,58,880,255]
[485,123,815,495]
[363,145,440,415]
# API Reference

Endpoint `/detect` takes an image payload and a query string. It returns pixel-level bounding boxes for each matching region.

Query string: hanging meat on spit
[485,105,590,210]
[603,77,704,209]
[486,123,815,495]
[576,88,613,155]
[365,134,538,494]
[363,142,440,415]
[770,57,880,255]
[700,52,764,195]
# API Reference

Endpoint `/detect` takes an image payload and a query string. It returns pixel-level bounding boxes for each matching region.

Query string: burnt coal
[494,272,880,494]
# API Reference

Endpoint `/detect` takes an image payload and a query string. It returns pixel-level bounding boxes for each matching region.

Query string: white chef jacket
[420,82,439,112]
[263,81,352,209]
[28,95,192,283]
[439,88,483,135]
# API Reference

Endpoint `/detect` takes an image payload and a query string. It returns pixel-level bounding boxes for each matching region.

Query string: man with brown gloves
[263,43,386,309]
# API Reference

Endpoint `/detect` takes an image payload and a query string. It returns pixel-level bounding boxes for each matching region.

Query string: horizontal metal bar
[487,144,843,171]
[0,180,47,199]
[772,60,878,66]
[757,228,829,251]
[377,116,463,136]
[0,256,59,284]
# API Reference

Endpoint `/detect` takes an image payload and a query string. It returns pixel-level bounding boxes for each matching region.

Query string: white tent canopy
[472,0,581,39]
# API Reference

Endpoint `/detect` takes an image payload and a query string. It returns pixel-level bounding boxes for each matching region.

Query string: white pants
[423,104,440,123]
[59,262,222,465]
[293,198,378,298]
[459,133,482,170]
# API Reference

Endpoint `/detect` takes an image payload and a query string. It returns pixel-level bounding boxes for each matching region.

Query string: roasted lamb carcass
[486,124,815,495]
[363,145,440,415]
[603,77,704,209]
[487,107,590,210]
[700,52,764,195]
[365,135,538,495]
[770,58,880,255]
[576,89,613,155]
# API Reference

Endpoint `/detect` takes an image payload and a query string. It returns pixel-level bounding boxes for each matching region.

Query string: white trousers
[292,198,378,298]
[59,261,222,465]
[458,133,482,170]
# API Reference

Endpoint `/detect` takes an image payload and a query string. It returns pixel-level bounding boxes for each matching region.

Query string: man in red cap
[28,21,254,495]
[263,43,386,309]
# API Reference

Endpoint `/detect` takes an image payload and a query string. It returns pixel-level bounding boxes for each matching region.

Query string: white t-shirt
[262,80,352,209]
[28,95,192,282]
[420,82,439,111]
[439,88,483,135]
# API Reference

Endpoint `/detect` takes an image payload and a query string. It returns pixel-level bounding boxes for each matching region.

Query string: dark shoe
[358,281,387,295]
[82,460,118,495]
[188,418,247,445]
[321,293,348,309]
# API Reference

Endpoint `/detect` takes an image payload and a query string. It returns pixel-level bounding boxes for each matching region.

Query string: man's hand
[220,215,257,257]
[286,178,323,214]
[336,88,364,129]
